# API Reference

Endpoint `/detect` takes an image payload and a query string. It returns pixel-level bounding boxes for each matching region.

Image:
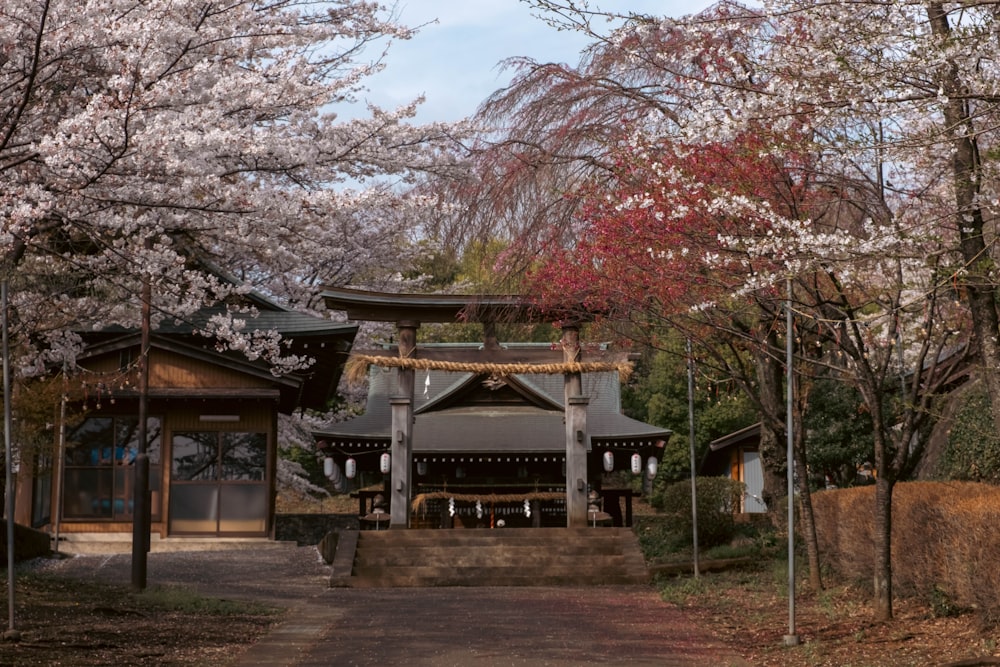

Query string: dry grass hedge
[812,481,1000,621]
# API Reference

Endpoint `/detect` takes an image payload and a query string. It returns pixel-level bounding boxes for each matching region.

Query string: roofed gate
[322,287,634,528]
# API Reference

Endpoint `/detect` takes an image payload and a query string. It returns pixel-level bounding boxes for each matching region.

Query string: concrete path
[24,544,749,666]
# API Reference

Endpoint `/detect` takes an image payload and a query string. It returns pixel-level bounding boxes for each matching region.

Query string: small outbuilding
[700,422,767,513]
[15,294,356,539]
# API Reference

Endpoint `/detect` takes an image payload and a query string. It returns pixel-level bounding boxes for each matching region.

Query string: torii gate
[322,287,631,528]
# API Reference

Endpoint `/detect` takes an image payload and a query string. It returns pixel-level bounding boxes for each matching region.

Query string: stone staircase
[331,527,650,588]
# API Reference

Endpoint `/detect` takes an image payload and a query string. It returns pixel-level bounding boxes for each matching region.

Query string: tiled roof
[316,346,670,450]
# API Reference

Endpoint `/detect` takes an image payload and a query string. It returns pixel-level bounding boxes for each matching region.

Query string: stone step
[355,540,632,561]
[356,531,631,549]
[354,550,633,568]
[344,526,649,587]
[349,567,646,588]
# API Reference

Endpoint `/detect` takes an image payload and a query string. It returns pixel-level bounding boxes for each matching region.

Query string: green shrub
[940,384,1000,482]
[650,476,745,547]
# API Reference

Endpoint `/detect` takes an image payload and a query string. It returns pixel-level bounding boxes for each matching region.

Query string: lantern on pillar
[630,453,642,475]
[345,457,357,479]
[646,456,658,479]
[380,452,391,474]
[602,451,614,473]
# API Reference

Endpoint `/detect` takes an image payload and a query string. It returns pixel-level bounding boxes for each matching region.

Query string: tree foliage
[447,0,991,619]
[623,345,755,483]
[940,385,1000,484]
[1,0,468,371]
[802,378,874,488]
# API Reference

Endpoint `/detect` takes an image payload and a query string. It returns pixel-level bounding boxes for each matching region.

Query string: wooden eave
[708,422,761,452]
[354,344,629,365]
[321,286,567,324]
[78,334,301,391]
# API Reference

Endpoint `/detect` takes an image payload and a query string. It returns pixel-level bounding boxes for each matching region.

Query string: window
[63,416,161,521]
[172,432,266,482]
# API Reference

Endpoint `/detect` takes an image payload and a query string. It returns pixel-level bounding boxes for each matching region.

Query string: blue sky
[349,1,718,123]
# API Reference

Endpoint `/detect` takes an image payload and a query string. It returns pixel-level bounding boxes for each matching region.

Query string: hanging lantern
[345,457,357,479]
[631,453,642,475]
[602,451,614,473]
[380,452,391,474]
[456,465,465,479]
[323,457,335,478]
[646,456,658,479]
[416,460,428,476]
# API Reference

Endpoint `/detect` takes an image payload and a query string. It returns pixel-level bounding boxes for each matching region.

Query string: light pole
[131,268,151,590]
[784,277,799,646]
[686,338,699,578]
[2,280,20,641]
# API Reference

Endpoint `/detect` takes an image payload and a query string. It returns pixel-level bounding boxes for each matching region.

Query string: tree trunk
[754,341,788,513]
[872,474,894,621]
[794,432,823,591]
[927,2,1000,435]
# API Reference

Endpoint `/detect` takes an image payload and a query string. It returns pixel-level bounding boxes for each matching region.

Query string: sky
[348,1,718,123]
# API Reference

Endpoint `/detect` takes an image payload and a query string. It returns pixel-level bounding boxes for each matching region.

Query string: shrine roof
[315,344,670,451]
[321,286,587,324]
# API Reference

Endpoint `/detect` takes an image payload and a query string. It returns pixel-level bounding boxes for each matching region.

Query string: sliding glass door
[169,431,268,535]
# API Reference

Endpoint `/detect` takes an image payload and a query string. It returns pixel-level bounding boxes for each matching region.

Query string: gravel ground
[21,543,333,605]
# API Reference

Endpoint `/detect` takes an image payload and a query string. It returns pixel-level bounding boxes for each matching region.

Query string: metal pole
[52,364,67,554]
[784,278,799,646]
[131,272,151,590]
[3,280,19,639]
[686,338,699,578]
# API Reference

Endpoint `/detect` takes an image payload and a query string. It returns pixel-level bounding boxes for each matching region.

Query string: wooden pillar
[390,321,418,528]
[562,325,589,527]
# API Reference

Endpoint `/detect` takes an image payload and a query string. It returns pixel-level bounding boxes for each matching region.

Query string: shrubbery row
[812,481,1000,623]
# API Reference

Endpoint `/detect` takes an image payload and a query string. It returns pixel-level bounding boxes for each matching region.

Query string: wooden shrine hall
[317,287,670,529]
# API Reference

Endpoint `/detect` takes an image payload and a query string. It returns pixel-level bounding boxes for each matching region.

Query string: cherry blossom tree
[0,0,469,368]
[445,0,986,620]
[0,0,474,512]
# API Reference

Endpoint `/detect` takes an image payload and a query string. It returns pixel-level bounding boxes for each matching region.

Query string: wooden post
[562,325,589,527]
[390,321,418,528]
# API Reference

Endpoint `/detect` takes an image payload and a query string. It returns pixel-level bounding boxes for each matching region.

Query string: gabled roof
[708,422,762,452]
[79,305,357,412]
[316,344,670,452]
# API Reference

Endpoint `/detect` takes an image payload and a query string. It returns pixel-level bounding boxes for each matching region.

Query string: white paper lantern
[323,457,334,478]
[345,457,357,479]
[416,460,428,476]
[646,456,658,479]
[631,453,642,475]
[602,451,614,473]
[380,452,391,474]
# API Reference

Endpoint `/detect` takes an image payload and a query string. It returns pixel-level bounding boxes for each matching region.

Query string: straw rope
[411,491,565,514]
[345,353,632,385]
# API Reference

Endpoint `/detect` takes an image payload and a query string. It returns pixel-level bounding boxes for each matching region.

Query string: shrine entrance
[320,288,667,529]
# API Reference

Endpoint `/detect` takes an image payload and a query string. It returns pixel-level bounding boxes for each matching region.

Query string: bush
[812,481,1000,624]
[940,385,1000,482]
[650,476,745,548]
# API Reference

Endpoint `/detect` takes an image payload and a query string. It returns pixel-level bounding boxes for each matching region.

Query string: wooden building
[315,344,670,528]
[701,423,768,513]
[15,295,356,539]
[318,287,671,528]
